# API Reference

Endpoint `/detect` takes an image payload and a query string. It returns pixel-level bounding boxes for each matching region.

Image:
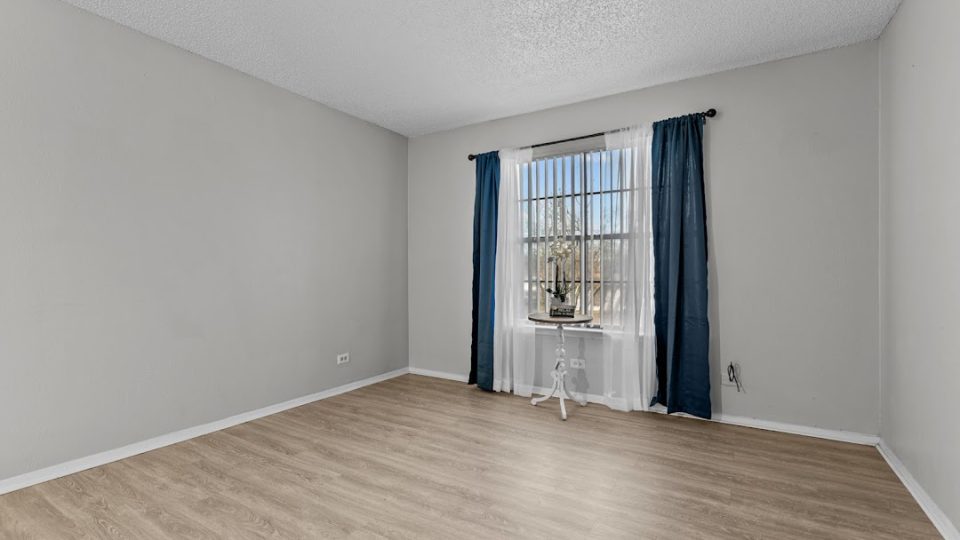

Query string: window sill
[531,324,653,339]
[533,324,604,338]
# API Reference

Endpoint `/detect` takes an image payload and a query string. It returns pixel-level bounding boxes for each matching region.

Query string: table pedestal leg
[562,377,588,407]
[529,323,584,420]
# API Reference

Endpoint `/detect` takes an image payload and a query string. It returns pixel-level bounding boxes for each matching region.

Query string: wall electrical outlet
[569,358,585,369]
[336,353,350,366]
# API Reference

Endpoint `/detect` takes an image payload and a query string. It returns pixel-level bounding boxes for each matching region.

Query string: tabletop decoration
[546,239,576,317]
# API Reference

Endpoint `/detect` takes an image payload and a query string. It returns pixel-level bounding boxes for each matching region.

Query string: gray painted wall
[880,0,960,528]
[409,42,881,435]
[0,0,408,480]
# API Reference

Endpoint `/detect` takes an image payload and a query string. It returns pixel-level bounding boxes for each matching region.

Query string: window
[519,147,637,328]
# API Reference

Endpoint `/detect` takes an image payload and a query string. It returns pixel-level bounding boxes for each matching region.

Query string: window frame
[518,146,636,329]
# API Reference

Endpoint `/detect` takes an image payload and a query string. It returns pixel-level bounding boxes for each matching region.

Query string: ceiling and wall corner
[61,0,899,137]
[0,0,409,482]
[408,41,882,436]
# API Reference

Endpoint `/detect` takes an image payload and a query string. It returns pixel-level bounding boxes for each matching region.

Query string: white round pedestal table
[528,312,593,420]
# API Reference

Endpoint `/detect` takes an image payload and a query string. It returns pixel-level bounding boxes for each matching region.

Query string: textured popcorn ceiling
[63,0,899,136]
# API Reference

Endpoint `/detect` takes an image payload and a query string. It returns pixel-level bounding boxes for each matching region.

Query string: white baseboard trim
[0,368,409,496]
[409,369,879,446]
[877,440,959,540]
[711,414,880,446]
[408,367,469,382]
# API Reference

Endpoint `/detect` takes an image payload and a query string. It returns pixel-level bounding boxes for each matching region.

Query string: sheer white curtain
[493,130,656,411]
[600,126,657,411]
[493,147,536,395]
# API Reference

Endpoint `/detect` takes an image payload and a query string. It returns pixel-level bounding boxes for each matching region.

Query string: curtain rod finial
[705,108,717,118]
[468,154,477,161]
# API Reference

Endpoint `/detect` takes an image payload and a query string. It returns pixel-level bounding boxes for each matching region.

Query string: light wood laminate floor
[0,374,939,539]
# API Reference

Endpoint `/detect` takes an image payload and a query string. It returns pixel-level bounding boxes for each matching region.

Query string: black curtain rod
[467,108,716,161]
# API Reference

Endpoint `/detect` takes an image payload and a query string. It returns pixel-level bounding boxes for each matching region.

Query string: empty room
[1,0,958,538]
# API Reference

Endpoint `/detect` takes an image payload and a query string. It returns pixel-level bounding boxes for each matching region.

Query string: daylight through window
[520,148,638,328]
